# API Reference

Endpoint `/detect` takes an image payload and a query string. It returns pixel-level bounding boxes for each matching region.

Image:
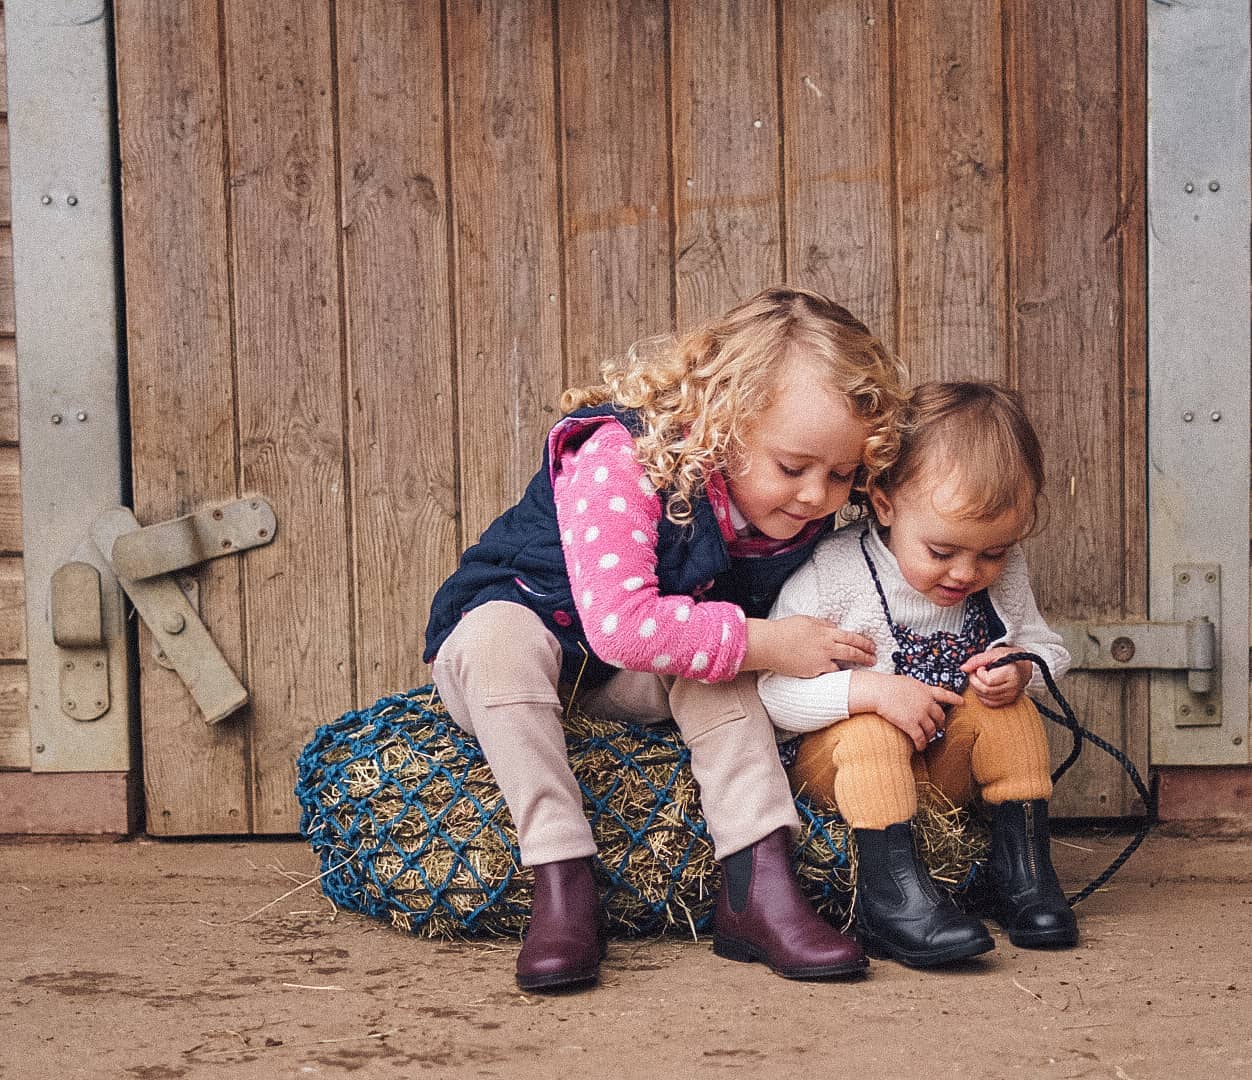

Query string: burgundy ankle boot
[516,857,606,992]
[712,828,868,979]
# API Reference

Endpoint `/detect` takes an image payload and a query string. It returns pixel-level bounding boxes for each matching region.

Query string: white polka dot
[598,553,620,570]
[561,529,572,545]
[574,560,582,578]
[576,498,588,513]
[638,476,655,496]
[651,654,672,669]
[582,589,594,607]
[594,466,609,483]
[737,608,746,622]
[609,496,627,512]
[675,604,690,622]
[716,505,727,519]
[601,613,619,634]
[619,444,633,455]
[721,622,731,643]
[691,652,709,672]
[622,577,644,591]
[584,526,600,543]
[586,439,601,453]
[639,618,657,638]
[632,530,650,545]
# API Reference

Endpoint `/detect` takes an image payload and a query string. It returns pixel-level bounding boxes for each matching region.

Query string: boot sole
[712,936,869,980]
[516,965,600,992]
[1002,923,1079,949]
[857,924,995,969]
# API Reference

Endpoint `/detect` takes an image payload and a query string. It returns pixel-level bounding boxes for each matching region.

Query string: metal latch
[86,498,277,724]
[1055,616,1216,692]
[49,561,110,721]
[1055,562,1223,728]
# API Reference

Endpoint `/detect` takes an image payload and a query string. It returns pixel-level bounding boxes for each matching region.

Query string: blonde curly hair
[562,285,907,525]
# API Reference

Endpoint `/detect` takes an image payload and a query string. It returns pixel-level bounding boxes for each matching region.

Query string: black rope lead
[986,651,1159,906]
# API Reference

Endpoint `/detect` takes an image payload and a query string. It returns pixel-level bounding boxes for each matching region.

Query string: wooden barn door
[114,0,1147,834]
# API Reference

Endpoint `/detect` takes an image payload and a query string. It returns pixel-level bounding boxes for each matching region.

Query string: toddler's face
[870,477,1029,606]
[728,365,868,541]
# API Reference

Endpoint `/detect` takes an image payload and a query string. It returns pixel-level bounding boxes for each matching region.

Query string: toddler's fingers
[829,640,875,667]
[933,686,964,707]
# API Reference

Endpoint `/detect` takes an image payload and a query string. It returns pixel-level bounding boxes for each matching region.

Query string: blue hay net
[295,687,882,938]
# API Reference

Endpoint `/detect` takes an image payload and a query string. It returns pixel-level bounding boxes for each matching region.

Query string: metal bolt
[1184,182,1195,193]
[76,411,88,422]
[211,508,224,520]
[1110,636,1136,663]
[1211,411,1221,422]
[94,700,105,709]
[1178,571,1191,584]
[66,195,78,206]
[35,744,45,754]
[1205,571,1217,583]
[221,538,233,549]
[41,194,53,205]
[1235,736,1244,746]
[51,413,63,425]
[1208,180,1220,192]
[64,660,75,671]
[65,700,76,711]
[1179,704,1191,717]
[94,660,103,669]
[1204,704,1216,717]
[1182,411,1193,422]
[753,119,763,129]
[162,611,186,635]
[258,529,269,539]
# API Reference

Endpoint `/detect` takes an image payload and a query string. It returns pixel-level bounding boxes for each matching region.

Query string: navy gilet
[423,404,834,689]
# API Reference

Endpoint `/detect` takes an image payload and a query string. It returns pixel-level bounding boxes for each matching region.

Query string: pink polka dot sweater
[551,418,750,682]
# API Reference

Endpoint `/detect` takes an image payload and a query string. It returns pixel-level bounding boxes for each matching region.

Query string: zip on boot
[984,799,1078,948]
[712,827,868,979]
[853,821,994,968]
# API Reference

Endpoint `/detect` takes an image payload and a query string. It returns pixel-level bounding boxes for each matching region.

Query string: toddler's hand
[961,647,1033,708]
[850,671,965,751]
[745,616,875,678]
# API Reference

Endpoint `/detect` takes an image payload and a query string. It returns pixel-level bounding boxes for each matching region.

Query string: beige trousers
[432,601,799,865]
[788,690,1054,830]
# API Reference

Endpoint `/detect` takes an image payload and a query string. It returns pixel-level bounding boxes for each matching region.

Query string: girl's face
[728,365,868,541]
[869,475,1030,606]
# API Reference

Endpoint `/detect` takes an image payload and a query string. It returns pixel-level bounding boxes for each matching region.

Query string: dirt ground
[1,828,1248,1080]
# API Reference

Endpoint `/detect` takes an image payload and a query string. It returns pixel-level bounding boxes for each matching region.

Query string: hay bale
[296,687,986,939]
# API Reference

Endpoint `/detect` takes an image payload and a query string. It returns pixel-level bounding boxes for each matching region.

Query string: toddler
[760,381,1076,967]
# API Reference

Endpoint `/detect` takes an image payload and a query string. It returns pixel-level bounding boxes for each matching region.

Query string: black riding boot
[984,799,1078,948]
[853,821,994,967]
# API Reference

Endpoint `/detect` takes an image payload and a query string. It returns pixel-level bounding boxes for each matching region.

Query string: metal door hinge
[49,561,110,721]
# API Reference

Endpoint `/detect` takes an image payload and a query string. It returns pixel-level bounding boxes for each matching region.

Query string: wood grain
[0,555,24,660]
[447,0,565,541]
[781,0,896,345]
[671,1,783,329]
[0,444,19,553]
[0,337,15,442]
[0,663,28,770]
[336,0,458,702]
[0,225,12,336]
[114,0,249,834]
[893,0,1006,382]
[221,1,353,832]
[1006,0,1134,814]
[559,0,673,388]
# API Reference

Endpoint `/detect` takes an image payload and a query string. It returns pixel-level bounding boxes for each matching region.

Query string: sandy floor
[1,829,1249,1080]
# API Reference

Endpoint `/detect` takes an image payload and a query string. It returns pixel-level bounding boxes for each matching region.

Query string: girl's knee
[832,712,915,765]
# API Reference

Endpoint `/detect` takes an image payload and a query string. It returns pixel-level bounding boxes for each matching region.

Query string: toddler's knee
[833,712,915,766]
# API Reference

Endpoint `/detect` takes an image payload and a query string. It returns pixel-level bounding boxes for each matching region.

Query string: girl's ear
[868,485,895,526]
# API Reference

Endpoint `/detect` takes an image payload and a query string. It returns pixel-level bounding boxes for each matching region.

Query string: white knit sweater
[759,523,1071,734]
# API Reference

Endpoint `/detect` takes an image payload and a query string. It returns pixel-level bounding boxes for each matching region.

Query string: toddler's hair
[875,380,1046,531]
[561,285,907,524]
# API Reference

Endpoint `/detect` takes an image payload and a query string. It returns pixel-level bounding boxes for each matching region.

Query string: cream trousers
[431,601,799,866]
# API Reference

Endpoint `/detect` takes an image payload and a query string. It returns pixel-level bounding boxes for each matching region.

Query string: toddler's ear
[868,485,895,526]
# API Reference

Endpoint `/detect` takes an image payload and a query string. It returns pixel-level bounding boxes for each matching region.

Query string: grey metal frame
[1147,0,1251,764]
[6,1,131,772]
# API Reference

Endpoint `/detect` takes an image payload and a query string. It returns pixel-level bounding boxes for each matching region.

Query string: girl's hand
[848,671,965,751]
[961,647,1033,708]
[744,616,875,678]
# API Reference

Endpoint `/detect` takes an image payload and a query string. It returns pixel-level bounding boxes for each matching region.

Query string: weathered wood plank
[671,1,783,329]
[0,337,16,442]
[0,555,24,660]
[559,0,673,388]
[894,1,1005,381]
[781,0,895,344]
[1007,0,1135,814]
[0,770,137,833]
[0,118,10,227]
[336,0,457,702]
[0,444,19,552]
[114,0,249,834]
[222,2,352,832]
[0,225,12,335]
[447,0,564,541]
[0,664,28,770]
